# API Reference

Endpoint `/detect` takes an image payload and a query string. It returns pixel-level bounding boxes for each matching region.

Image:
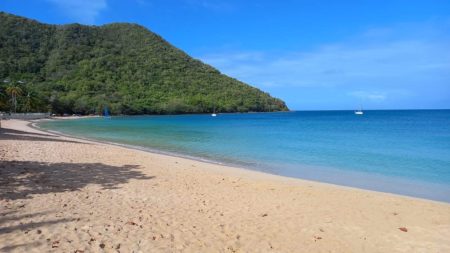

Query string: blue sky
[1,0,449,110]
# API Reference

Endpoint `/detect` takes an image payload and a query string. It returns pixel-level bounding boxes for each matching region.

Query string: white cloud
[197,21,450,109]
[46,0,107,24]
[201,40,450,89]
[348,91,387,101]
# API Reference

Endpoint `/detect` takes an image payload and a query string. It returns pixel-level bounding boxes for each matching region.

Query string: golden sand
[1,119,449,252]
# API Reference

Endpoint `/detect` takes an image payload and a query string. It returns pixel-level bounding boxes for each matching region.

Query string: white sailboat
[211,104,217,117]
[354,106,364,115]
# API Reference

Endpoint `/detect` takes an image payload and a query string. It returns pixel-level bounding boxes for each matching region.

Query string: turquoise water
[38,110,450,202]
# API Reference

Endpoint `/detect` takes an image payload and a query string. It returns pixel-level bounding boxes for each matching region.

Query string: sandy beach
[1,119,449,252]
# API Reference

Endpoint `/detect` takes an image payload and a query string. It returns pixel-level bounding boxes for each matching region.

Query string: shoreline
[30,120,238,171]
[1,119,450,252]
[32,118,450,204]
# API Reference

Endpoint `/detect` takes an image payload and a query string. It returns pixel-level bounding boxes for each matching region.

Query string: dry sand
[0,119,449,252]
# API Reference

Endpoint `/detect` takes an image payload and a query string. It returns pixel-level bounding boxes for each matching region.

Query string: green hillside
[0,12,288,115]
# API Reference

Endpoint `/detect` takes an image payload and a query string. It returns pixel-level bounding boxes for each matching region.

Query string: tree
[6,85,23,113]
[0,90,3,128]
[0,12,289,115]
[24,92,32,113]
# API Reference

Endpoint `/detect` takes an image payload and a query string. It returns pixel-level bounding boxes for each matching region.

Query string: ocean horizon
[37,109,450,202]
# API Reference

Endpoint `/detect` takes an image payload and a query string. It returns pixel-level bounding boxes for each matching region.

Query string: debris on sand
[398,227,408,232]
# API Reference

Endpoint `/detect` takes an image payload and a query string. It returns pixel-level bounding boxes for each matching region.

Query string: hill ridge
[0,12,288,114]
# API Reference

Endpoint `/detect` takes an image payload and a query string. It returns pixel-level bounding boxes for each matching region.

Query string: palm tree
[6,85,23,113]
[24,92,32,113]
[0,90,4,128]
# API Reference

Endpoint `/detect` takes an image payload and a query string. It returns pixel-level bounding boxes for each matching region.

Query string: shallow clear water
[38,110,450,202]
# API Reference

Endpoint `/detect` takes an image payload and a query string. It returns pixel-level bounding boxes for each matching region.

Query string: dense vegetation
[0,12,288,115]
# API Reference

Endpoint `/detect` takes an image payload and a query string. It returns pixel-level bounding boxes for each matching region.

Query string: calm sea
[38,110,450,202]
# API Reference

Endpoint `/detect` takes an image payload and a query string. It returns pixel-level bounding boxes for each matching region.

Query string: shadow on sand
[0,160,154,200]
[0,161,154,249]
[0,127,83,144]
[0,209,74,251]
[0,126,155,251]
[1,123,154,200]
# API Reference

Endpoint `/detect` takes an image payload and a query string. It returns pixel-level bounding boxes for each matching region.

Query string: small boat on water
[355,107,364,115]
[211,104,217,117]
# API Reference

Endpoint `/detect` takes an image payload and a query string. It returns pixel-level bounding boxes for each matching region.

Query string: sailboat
[354,106,364,115]
[211,104,217,117]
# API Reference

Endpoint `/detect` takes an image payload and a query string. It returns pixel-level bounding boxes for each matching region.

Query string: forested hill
[0,12,288,115]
